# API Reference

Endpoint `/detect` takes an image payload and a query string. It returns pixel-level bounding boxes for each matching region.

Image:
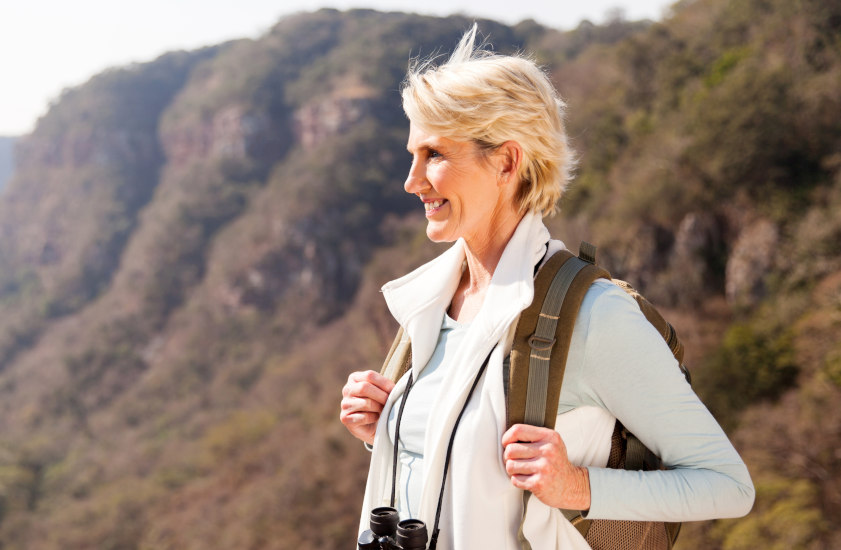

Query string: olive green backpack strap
[380,325,412,383]
[507,247,610,429]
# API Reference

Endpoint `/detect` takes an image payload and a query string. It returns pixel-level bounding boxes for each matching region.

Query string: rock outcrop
[725,218,779,307]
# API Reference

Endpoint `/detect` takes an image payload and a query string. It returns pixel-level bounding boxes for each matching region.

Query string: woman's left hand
[501,424,591,511]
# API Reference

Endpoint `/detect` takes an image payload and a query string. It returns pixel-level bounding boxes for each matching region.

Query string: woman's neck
[448,208,524,322]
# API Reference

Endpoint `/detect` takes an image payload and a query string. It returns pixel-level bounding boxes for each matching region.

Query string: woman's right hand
[340,370,396,445]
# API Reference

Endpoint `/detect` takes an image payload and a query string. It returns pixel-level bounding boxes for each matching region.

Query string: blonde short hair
[401,25,574,217]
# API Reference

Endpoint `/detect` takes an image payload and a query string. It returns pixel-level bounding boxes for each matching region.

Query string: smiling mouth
[424,199,447,212]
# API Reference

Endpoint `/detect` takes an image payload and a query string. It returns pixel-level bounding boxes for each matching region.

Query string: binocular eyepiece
[358,507,428,550]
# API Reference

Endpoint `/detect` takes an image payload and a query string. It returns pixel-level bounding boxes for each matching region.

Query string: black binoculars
[357,507,428,550]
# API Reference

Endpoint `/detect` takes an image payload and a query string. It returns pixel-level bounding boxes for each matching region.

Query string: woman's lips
[424,199,447,216]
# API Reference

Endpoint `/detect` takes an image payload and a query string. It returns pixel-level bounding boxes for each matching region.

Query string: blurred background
[0,0,839,548]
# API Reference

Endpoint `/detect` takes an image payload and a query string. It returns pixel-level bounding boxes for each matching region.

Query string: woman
[340,27,754,549]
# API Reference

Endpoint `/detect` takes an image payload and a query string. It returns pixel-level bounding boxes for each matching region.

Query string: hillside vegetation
[0,2,838,548]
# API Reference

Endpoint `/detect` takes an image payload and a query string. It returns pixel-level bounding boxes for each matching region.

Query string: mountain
[0,2,838,548]
[0,136,15,193]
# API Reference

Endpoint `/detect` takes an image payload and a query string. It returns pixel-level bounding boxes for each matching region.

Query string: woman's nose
[404,160,427,194]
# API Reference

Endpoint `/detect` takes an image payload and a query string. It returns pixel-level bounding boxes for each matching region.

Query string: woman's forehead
[406,124,465,152]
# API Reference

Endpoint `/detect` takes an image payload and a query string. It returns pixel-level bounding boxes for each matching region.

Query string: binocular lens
[369,507,400,537]
[396,519,428,550]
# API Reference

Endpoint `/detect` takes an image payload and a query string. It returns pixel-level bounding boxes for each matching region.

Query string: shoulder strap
[380,325,412,382]
[507,244,610,430]
[612,279,685,366]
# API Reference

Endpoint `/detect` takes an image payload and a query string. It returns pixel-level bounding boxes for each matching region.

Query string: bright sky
[0,0,676,136]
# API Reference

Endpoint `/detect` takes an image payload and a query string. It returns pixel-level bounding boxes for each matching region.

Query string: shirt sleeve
[568,281,755,521]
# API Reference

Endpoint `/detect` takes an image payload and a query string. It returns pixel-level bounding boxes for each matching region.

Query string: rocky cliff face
[293,94,374,150]
[160,105,289,165]
[726,218,780,308]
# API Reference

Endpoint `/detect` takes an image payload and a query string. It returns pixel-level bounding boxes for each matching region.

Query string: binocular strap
[391,371,414,509]
[388,347,495,550]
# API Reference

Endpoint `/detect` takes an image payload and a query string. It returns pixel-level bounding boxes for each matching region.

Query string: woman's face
[404,123,515,245]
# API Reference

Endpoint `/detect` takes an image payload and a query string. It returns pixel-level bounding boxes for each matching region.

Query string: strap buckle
[527,334,556,351]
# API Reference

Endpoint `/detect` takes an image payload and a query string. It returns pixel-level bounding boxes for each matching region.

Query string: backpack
[379,242,689,550]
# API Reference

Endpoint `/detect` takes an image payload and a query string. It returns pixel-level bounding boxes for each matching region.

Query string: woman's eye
[428,149,441,159]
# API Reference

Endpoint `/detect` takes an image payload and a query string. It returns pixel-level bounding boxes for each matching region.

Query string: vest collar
[381,210,551,374]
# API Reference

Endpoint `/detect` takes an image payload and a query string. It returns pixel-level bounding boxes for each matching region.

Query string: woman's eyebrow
[407,143,436,154]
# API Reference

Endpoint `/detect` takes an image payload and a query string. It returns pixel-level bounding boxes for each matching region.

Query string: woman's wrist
[567,466,591,512]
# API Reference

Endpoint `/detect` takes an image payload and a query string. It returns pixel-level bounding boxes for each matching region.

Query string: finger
[340,410,379,426]
[344,372,395,404]
[344,379,391,406]
[502,424,556,446]
[504,457,540,477]
[509,473,536,492]
[341,396,385,414]
[502,442,539,461]
[351,370,396,394]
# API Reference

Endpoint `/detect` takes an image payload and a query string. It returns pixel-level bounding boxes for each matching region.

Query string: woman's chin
[425,222,457,243]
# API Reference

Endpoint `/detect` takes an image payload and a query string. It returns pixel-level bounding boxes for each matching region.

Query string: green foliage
[685,64,809,200]
[529,18,652,67]
[697,324,799,423]
[704,46,752,87]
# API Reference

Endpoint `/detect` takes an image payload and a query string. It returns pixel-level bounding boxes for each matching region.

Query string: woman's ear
[495,141,523,187]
